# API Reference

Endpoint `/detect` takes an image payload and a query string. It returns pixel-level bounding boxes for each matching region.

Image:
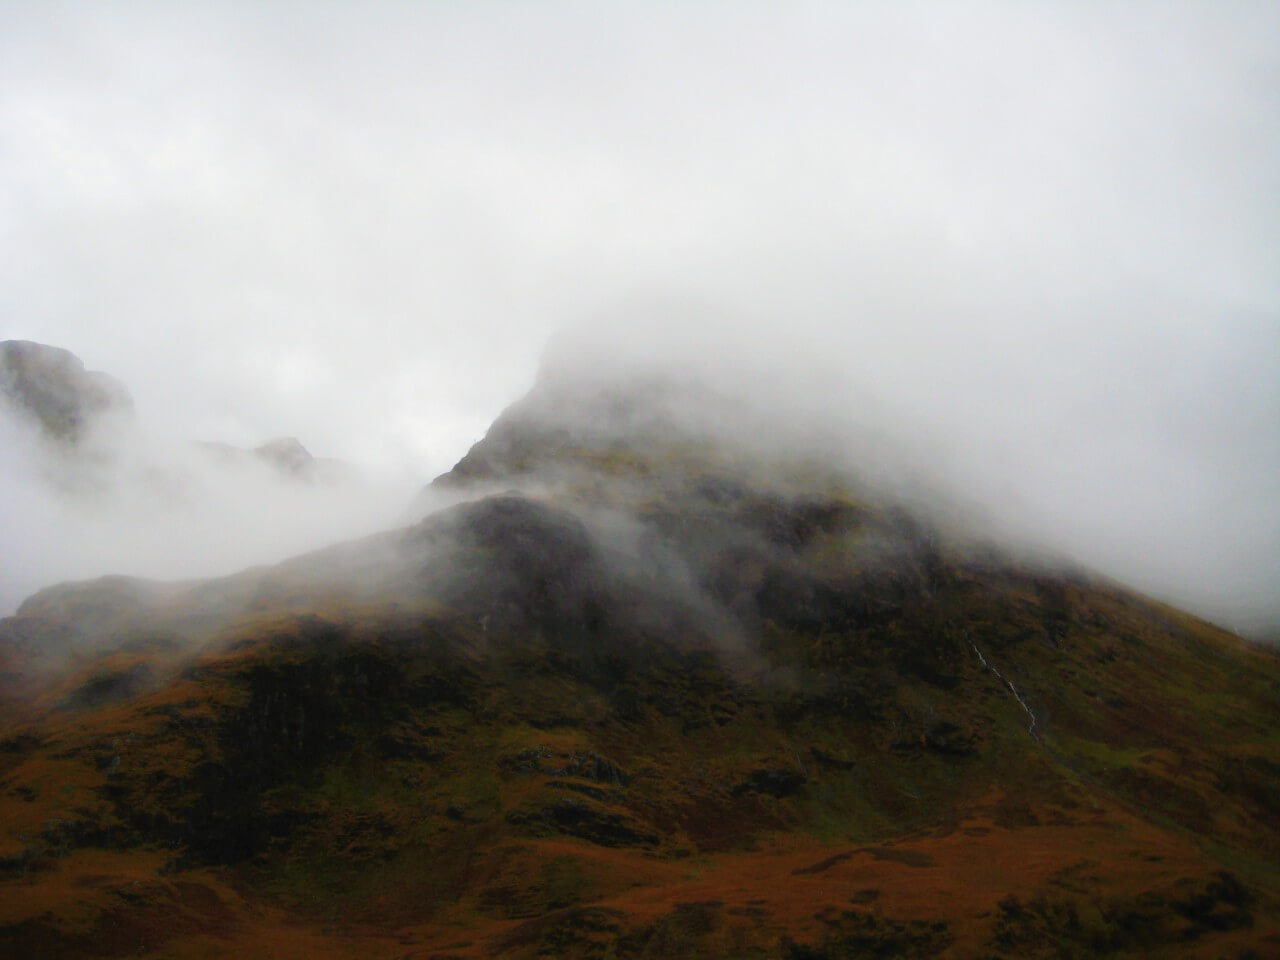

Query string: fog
[2,3,1277,635]
[0,399,423,615]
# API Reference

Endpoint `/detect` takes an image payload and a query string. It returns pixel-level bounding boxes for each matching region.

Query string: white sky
[2,2,1278,631]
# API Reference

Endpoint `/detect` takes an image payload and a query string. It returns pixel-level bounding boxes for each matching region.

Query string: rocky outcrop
[0,340,132,443]
[505,799,659,848]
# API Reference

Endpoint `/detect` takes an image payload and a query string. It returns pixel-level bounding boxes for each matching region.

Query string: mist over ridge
[432,313,1280,640]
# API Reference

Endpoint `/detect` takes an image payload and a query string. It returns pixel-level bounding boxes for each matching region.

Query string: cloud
[0,400,419,615]
[0,2,1277,631]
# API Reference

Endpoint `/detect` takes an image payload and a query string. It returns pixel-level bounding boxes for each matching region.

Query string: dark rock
[406,495,611,648]
[545,780,618,803]
[810,747,857,770]
[924,720,977,756]
[167,642,409,864]
[506,799,658,848]
[733,768,807,798]
[376,727,446,761]
[554,752,630,786]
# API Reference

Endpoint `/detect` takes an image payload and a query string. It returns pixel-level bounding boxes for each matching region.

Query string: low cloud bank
[0,402,418,616]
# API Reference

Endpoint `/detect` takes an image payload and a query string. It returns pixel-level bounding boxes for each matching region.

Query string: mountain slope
[1,366,1278,959]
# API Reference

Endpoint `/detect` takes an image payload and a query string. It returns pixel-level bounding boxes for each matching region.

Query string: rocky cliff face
[0,340,133,443]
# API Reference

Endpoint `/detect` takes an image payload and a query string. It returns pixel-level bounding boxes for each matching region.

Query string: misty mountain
[1,348,1278,958]
[0,339,133,444]
[0,340,409,616]
[0,339,355,485]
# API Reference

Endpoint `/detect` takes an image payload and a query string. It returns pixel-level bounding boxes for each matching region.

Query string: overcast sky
[2,2,1278,631]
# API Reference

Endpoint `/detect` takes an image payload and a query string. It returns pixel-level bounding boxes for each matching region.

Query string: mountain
[0,340,133,444]
[0,356,1278,959]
